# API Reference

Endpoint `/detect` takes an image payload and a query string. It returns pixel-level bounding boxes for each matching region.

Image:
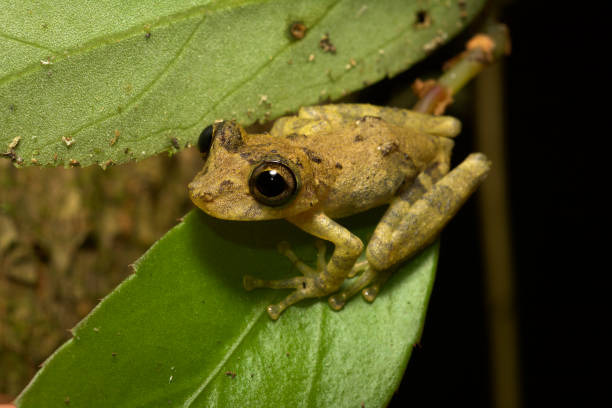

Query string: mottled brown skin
[189,104,490,319]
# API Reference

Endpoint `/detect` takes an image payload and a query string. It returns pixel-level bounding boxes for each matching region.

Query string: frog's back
[276,106,458,218]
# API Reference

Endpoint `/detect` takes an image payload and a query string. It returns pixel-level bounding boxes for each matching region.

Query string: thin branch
[412,23,510,114]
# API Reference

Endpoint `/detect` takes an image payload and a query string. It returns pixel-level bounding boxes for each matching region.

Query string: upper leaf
[1,0,485,168]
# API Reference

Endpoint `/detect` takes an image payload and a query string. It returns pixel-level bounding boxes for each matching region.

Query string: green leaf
[17,209,439,407]
[1,0,485,168]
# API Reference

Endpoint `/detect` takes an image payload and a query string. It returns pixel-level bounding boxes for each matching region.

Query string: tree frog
[188,104,490,319]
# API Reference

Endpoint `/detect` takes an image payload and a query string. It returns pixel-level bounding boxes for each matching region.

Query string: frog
[188,104,490,320]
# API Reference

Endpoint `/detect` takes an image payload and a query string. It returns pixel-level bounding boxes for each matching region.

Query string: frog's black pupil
[198,125,214,153]
[256,170,287,197]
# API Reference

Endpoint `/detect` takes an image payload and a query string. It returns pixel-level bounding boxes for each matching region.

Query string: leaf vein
[182,308,266,407]
[130,0,345,143]
[0,30,60,53]
[306,306,326,407]
[35,14,206,154]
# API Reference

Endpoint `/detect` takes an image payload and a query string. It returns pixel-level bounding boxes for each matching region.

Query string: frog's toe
[347,259,368,278]
[266,304,283,320]
[361,269,393,302]
[276,240,320,277]
[327,266,377,310]
[328,292,348,310]
[244,275,309,291]
[243,275,261,291]
[264,277,327,319]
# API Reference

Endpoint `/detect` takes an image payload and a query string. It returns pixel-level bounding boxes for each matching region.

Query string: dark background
[384,1,594,407]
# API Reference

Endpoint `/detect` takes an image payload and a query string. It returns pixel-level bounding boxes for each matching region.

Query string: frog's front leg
[243,211,363,319]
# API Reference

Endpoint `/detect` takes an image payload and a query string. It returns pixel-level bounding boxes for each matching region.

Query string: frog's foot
[243,240,331,320]
[362,269,393,302]
[328,267,393,310]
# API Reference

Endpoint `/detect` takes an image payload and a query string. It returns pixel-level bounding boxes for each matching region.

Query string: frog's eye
[198,124,214,155]
[249,161,299,206]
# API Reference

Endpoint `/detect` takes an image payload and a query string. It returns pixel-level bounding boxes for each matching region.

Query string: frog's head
[188,121,319,220]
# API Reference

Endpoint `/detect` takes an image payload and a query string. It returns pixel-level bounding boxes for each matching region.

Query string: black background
[372,2,595,407]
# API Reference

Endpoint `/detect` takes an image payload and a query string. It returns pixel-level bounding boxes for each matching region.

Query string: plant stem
[413,23,510,114]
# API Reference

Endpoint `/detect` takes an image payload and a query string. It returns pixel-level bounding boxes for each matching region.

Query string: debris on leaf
[319,33,336,54]
[289,22,307,39]
[62,136,75,147]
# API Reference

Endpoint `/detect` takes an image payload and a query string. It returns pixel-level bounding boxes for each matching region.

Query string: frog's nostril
[187,182,199,193]
[200,192,215,202]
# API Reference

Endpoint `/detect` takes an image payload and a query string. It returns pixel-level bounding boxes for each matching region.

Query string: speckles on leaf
[335,162,343,169]
[171,137,180,150]
[354,134,364,142]
[143,24,152,40]
[101,159,114,170]
[356,5,368,17]
[258,95,270,106]
[62,136,75,147]
[458,0,468,19]
[414,10,431,28]
[289,22,307,40]
[319,33,336,54]
[422,30,449,53]
[8,136,21,150]
[1,136,23,163]
[110,130,120,146]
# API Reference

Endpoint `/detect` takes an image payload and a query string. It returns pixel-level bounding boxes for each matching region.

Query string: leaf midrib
[181,308,266,407]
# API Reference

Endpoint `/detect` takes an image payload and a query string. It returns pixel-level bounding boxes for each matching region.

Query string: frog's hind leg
[366,153,491,294]
[328,159,452,309]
